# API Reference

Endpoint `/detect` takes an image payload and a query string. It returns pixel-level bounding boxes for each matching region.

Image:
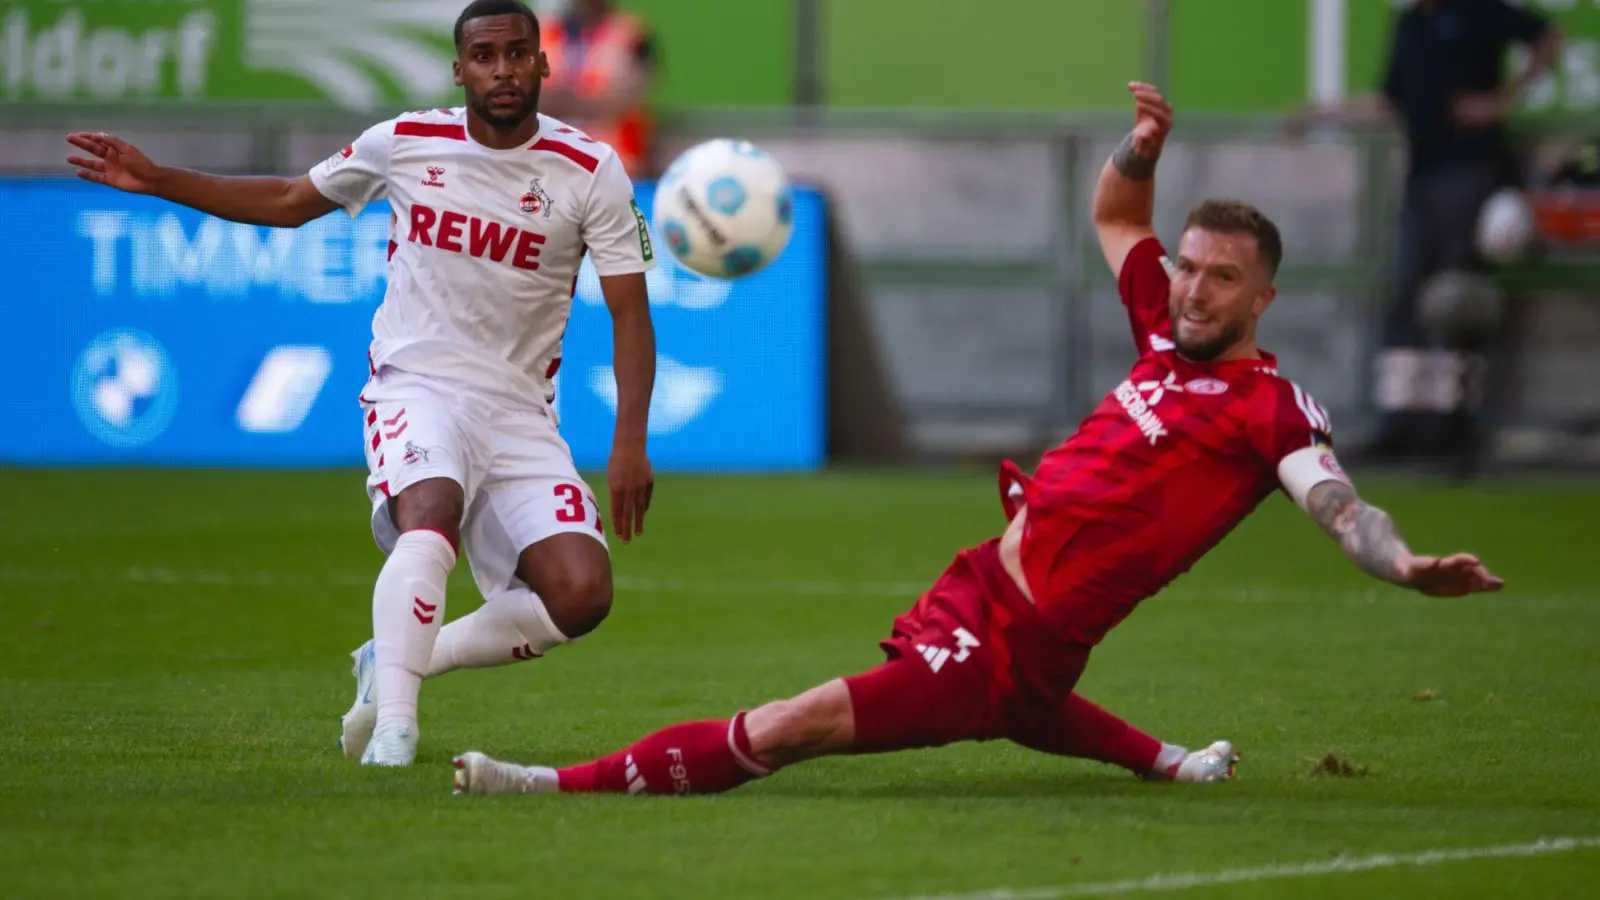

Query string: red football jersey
[1001,237,1333,646]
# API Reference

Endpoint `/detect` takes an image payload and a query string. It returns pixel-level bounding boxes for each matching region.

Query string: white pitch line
[0,566,1582,606]
[891,835,1600,900]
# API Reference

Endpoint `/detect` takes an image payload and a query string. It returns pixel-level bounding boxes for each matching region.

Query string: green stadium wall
[622,0,793,108]
[819,0,1147,111]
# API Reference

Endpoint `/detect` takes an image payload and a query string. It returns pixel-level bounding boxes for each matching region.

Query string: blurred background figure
[537,0,660,178]
[1292,0,1563,474]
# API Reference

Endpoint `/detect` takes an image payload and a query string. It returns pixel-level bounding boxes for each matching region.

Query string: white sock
[425,587,569,677]
[1154,742,1188,777]
[372,529,456,734]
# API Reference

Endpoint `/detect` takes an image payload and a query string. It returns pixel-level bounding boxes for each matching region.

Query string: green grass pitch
[2,467,1597,898]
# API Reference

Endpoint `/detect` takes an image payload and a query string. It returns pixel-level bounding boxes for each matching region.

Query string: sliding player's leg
[504,678,864,796]
[452,643,996,797]
[1006,690,1239,783]
[451,547,1009,796]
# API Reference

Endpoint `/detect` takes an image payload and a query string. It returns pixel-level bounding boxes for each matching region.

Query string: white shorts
[359,365,606,602]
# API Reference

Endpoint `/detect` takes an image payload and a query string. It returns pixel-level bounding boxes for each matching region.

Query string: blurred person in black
[1292,0,1563,473]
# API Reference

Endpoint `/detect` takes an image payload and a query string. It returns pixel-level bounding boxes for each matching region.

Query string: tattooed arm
[1093,82,1172,278]
[1305,480,1411,584]
[1303,480,1505,597]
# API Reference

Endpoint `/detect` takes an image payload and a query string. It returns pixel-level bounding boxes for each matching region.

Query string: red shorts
[844,539,1092,753]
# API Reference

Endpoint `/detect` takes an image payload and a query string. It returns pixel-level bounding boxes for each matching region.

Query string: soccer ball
[652,138,794,279]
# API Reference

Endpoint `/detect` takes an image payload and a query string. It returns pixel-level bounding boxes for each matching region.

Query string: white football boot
[1172,740,1240,782]
[339,639,378,758]
[362,724,419,767]
[452,751,560,795]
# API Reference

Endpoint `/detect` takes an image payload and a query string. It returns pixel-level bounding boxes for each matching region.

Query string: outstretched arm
[1093,82,1171,278]
[1305,480,1411,585]
[67,132,337,228]
[1304,480,1504,597]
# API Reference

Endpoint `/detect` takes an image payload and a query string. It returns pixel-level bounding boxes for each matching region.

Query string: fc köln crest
[520,178,552,216]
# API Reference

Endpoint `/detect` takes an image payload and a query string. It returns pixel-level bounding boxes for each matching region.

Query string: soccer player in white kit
[65,0,659,767]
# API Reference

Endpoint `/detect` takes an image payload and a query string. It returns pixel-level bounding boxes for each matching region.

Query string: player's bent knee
[390,477,466,547]
[553,573,612,637]
[519,538,613,638]
[745,680,855,768]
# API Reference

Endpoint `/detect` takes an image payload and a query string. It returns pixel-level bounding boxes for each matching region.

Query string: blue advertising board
[0,178,827,471]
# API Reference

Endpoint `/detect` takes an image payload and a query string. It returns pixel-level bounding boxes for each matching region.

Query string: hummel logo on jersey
[917,627,981,673]
[407,203,546,271]
[422,165,446,188]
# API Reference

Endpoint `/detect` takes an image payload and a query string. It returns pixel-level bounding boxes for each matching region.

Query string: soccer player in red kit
[451,82,1506,797]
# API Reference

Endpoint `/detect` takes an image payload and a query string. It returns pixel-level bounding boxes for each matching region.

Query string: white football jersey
[308,107,655,418]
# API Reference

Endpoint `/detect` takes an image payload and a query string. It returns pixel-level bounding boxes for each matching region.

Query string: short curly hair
[1183,200,1283,276]
[454,0,539,47]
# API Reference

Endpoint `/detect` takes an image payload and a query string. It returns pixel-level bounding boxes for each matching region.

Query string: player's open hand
[607,441,654,544]
[1127,82,1174,156]
[1396,552,1505,597]
[65,132,160,194]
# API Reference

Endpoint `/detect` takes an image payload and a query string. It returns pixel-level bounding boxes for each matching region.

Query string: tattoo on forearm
[1307,482,1408,583]
[1111,132,1156,181]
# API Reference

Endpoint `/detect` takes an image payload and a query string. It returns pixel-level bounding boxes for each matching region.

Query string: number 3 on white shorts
[554,484,603,533]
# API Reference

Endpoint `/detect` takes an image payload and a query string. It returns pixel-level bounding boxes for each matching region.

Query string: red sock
[1057,693,1164,775]
[557,712,771,795]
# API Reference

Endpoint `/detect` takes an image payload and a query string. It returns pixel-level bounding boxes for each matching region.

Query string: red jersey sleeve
[1117,236,1175,356]
[998,459,1030,521]
[1249,377,1335,467]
